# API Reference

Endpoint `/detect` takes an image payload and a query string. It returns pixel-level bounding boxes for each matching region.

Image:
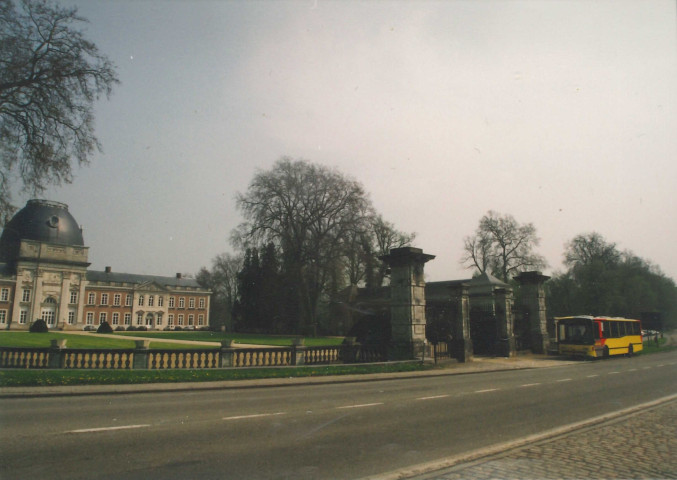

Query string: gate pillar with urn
[381,247,435,360]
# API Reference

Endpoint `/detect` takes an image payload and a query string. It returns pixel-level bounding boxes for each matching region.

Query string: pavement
[399,395,677,480]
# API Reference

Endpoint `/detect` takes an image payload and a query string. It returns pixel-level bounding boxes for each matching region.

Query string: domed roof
[0,200,84,262]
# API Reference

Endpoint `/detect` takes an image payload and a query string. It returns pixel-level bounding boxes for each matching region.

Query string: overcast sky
[23,0,677,282]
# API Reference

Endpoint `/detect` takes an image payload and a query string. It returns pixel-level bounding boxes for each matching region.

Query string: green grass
[642,337,676,354]
[0,332,214,350]
[0,362,431,387]
[114,331,345,347]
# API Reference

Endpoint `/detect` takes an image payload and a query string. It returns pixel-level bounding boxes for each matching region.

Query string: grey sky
[29,0,677,282]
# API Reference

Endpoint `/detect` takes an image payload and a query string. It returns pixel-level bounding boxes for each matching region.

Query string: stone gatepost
[380,247,435,360]
[448,283,473,362]
[514,271,550,354]
[495,287,516,357]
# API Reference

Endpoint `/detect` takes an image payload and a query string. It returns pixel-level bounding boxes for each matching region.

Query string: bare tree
[564,232,620,270]
[461,210,547,282]
[232,157,373,335]
[196,252,243,331]
[0,0,119,222]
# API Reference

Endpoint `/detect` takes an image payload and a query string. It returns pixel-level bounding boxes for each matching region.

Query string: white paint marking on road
[337,402,384,410]
[657,364,665,367]
[474,388,499,393]
[608,372,620,375]
[66,424,150,434]
[417,394,450,401]
[520,383,541,387]
[222,412,286,421]
[643,367,652,370]
[629,369,638,372]
[556,378,572,382]
[587,374,599,378]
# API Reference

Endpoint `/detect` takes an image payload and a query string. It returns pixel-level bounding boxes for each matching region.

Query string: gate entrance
[470,306,497,355]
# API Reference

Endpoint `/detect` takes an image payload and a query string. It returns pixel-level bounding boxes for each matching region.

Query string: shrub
[115,326,126,331]
[29,319,49,333]
[126,325,137,331]
[136,326,147,331]
[97,322,114,334]
[174,326,182,331]
[83,325,95,331]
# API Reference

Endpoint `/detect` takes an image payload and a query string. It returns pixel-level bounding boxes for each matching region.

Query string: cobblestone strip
[419,400,677,480]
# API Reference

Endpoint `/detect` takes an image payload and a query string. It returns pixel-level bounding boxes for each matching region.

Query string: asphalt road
[2,351,676,480]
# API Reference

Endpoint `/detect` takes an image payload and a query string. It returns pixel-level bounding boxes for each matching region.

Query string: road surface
[1,350,676,479]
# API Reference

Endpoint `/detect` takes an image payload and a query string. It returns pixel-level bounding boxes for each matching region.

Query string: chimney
[176,273,182,279]
[105,266,112,273]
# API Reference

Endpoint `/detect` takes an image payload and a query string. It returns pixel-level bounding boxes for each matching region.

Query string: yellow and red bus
[556,316,643,358]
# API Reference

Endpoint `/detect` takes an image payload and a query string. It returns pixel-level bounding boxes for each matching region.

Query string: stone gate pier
[380,247,435,360]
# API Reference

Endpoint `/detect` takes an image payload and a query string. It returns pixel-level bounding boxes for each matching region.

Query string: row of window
[84,312,205,327]
[4,288,206,310]
[0,309,205,327]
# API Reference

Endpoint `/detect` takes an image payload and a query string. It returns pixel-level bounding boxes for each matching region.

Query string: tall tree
[461,211,547,282]
[233,158,373,335]
[564,232,620,270]
[0,0,119,222]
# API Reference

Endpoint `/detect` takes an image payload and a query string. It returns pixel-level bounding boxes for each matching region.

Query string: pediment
[137,281,169,293]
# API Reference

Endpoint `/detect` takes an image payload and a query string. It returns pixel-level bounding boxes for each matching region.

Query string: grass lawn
[114,331,345,347]
[0,332,214,350]
[0,362,431,387]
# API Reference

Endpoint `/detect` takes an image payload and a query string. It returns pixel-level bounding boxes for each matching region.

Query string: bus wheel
[627,344,634,357]
[603,346,610,358]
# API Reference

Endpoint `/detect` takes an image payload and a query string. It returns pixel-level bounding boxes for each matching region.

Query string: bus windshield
[558,318,595,345]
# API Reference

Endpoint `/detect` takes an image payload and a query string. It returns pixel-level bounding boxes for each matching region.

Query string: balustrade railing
[0,342,389,370]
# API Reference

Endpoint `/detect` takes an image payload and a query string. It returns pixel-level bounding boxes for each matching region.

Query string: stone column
[380,247,435,360]
[514,271,550,354]
[132,340,150,369]
[448,283,473,362]
[494,287,516,357]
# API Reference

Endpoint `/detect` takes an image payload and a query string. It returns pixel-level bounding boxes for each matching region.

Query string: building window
[0,310,6,323]
[158,296,164,307]
[70,291,78,304]
[145,313,153,326]
[138,295,144,306]
[169,297,175,308]
[198,314,204,326]
[42,309,55,326]
[112,312,120,325]
[189,298,195,309]
[101,293,108,305]
[68,311,76,324]
[188,314,194,326]
[179,297,185,308]
[199,298,205,309]
[125,294,132,306]
[113,294,121,306]
[136,313,143,325]
[178,314,184,326]
[156,313,163,326]
[86,312,94,325]
[22,289,31,303]
[168,314,174,326]
[19,310,28,324]
[124,313,131,325]
[99,312,107,325]
[87,292,95,305]
[1,288,10,302]
[148,295,154,307]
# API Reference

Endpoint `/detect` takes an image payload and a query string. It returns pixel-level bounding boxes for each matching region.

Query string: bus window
[602,321,611,338]
[610,322,619,338]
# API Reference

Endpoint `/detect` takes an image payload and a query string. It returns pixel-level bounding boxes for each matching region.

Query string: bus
[556,316,643,358]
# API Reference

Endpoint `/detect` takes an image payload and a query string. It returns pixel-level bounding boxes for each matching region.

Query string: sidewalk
[0,353,578,398]
[403,396,677,480]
